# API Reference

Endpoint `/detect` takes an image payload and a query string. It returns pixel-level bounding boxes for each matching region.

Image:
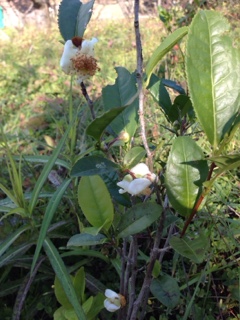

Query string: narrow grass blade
[31,179,71,273]
[28,125,71,215]
[0,225,30,257]
[43,237,86,320]
[0,243,33,268]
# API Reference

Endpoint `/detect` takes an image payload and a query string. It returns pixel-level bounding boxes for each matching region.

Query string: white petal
[81,37,98,56]
[105,289,119,299]
[117,180,130,191]
[128,178,151,195]
[104,299,120,312]
[60,40,78,74]
[130,163,150,177]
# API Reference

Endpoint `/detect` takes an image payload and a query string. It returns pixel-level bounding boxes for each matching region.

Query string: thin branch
[180,162,216,237]
[12,256,45,320]
[130,209,166,320]
[134,0,153,171]
[80,81,95,120]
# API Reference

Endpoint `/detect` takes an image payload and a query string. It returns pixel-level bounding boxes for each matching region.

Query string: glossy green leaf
[117,202,162,238]
[186,10,240,150]
[150,275,180,308]
[67,233,107,247]
[76,0,95,37]
[31,179,71,274]
[101,171,131,207]
[86,107,126,141]
[43,237,86,319]
[170,233,209,263]
[146,26,188,85]
[58,0,94,41]
[147,74,173,123]
[102,67,139,137]
[78,175,114,232]
[123,147,146,168]
[165,136,208,217]
[71,156,119,177]
[58,0,81,41]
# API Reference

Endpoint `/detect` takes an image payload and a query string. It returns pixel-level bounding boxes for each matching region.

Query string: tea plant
[0,0,239,319]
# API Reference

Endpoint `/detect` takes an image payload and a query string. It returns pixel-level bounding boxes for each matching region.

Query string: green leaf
[54,276,74,309]
[146,26,188,85]
[147,74,173,123]
[78,175,114,232]
[123,147,146,168]
[186,10,240,150]
[12,155,71,170]
[165,136,208,217]
[75,0,95,37]
[71,156,119,177]
[28,124,70,215]
[0,242,33,268]
[117,202,162,238]
[58,0,94,41]
[85,293,105,319]
[67,233,107,247]
[31,179,71,274]
[150,275,180,308]
[209,154,240,171]
[86,107,127,141]
[170,233,209,263]
[43,237,86,320]
[74,267,85,304]
[58,0,81,41]
[0,224,30,257]
[61,248,109,262]
[102,67,139,138]
[101,171,131,207]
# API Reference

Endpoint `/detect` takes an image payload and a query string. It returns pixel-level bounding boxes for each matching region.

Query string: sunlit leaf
[86,107,126,141]
[123,147,146,168]
[146,26,188,85]
[102,67,139,138]
[78,175,114,232]
[165,136,208,217]
[186,10,240,150]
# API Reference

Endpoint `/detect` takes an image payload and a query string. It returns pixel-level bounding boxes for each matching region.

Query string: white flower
[104,289,125,312]
[117,163,156,196]
[60,37,99,83]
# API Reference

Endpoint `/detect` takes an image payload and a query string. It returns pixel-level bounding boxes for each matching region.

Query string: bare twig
[80,81,96,120]
[12,256,45,320]
[134,0,153,171]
